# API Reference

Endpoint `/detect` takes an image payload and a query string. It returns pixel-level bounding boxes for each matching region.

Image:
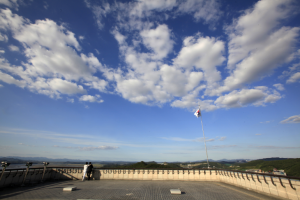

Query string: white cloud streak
[53,145,118,151]
[280,115,300,124]
[160,137,216,142]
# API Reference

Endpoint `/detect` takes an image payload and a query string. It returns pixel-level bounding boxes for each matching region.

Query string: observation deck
[0,167,299,199]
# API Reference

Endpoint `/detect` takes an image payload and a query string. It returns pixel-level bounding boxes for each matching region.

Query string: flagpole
[199,106,210,169]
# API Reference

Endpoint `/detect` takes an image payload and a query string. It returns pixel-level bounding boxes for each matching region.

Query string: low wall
[1,168,299,200]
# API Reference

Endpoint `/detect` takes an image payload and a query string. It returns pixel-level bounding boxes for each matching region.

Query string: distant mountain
[1,156,290,164]
[1,156,136,164]
[257,157,289,161]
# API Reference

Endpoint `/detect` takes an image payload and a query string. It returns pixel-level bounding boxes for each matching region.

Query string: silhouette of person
[87,162,94,180]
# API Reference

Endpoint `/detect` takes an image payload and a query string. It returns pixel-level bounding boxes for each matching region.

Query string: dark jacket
[87,164,93,172]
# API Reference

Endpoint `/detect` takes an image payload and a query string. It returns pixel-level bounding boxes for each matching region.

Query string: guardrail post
[41,162,49,183]
[21,162,32,186]
[0,161,10,184]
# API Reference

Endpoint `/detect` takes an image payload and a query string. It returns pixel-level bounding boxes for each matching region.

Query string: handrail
[1,168,299,180]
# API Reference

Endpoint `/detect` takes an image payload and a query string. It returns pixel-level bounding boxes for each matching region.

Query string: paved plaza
[0,180,285,200]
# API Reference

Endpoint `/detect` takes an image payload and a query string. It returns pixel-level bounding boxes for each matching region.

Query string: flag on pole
[194,109,201,118]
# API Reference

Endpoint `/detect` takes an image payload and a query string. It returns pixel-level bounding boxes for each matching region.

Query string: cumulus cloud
[140,24,174,60]
[280,115,300,124]
[215,87,282,108]
[48,79,86,95]
[1,0,299,113]
[273,83,284,91]
[174,33,225,87]
[0,9,107,100]
[0,70,26,88]
[79,94,103,103]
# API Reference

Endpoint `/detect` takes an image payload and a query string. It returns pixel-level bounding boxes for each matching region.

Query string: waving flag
[194,109,201,118]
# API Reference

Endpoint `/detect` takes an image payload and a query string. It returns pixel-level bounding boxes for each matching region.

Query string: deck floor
[0,180,285,200]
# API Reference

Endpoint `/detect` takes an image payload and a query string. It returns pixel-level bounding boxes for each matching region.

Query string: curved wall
[1,168,299,200]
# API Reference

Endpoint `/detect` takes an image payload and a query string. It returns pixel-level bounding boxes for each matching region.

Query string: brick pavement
[0,180,286,200]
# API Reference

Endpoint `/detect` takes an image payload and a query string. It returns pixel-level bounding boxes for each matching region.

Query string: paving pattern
[0,180,285,200]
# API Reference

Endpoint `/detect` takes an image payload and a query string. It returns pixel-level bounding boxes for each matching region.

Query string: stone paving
[0,180,286,200]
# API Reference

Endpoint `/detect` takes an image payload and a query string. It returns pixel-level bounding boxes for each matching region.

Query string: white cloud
[216,0,299,94]
[273,83,284,91]
[0,0,19,10]
[171,87,217,111]
[176,0,221,26]
[79,35,84,40]
[79,94,103,103]
[287,72,300,83]
[160,137,193,142]
[0,50,4,53]
[0,33,8,41]
[140,24,174,60]
[210,145,237,149]
[0,9,107,101]
[280,115,300,124]
[0,84,3,87]
[0,127,156,148]
[130,0,177,18]
[84,0,111,30]
[160,137,215,142]
[227,0,296,69]
[219,136,226,141]
[0,70,26,87]
[48,79,86,95]
[53,145,118,151]
[215,87,282,108]
[260,121,270,124]
[8,44,19,51]
[255,134,261,136]
[67,98,74,103]
[174,33,225,87]
[249,145,300,149]
[44,2,48,10]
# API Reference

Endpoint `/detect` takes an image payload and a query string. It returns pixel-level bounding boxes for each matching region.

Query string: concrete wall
[1,168,299,200]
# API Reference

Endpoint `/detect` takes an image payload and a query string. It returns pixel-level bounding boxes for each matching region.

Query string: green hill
[236,158,300,177]
[101,161,181,169]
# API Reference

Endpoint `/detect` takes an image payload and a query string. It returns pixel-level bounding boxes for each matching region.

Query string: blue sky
[0,0,299,162]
